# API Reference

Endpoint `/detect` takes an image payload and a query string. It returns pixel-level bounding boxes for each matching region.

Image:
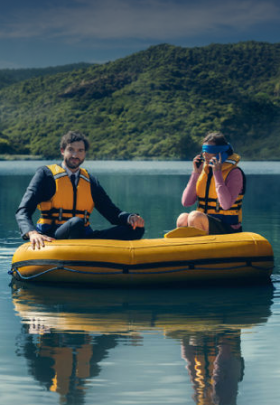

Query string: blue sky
[1,0,280,69]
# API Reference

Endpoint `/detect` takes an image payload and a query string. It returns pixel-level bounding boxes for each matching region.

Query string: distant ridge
[0,63,93,90]
[0,41,280,160]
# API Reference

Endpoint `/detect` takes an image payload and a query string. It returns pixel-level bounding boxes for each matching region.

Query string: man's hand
[28,230,55,250]
[128,215,145,230]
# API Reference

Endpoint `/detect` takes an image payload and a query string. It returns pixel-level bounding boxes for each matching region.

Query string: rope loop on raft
[9,262,274,281]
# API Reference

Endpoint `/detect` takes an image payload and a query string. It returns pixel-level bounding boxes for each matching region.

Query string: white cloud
[0,0,279,41]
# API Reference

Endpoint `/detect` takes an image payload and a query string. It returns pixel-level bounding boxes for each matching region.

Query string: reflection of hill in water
[11,283,274,405]
[12,282,273,334]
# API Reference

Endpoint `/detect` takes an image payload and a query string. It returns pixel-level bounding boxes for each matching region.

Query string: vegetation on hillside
[0,41,280,160]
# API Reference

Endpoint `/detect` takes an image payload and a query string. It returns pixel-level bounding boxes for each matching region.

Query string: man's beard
[65,156,84,170]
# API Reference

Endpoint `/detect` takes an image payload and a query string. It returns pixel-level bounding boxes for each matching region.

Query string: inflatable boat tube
[10,229,274,287]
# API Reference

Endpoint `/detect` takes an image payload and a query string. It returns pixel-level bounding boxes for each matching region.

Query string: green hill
[0,41,280,160]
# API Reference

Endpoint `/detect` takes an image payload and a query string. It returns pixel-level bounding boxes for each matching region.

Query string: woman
[176,132,245,235]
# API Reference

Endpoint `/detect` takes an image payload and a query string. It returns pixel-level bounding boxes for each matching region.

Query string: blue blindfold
[202,144,232,163]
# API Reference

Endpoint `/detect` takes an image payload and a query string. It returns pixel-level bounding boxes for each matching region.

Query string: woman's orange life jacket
[196,154,245,225]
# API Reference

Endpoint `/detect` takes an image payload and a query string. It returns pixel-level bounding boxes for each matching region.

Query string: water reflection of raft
[10,230,274,286]
[11,282,273,334]
[12,282,273,405]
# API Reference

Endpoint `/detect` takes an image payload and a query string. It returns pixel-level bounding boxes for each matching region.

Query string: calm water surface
[0,161,280,405]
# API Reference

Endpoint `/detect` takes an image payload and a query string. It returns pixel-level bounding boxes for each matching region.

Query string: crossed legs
[54,217,145,240]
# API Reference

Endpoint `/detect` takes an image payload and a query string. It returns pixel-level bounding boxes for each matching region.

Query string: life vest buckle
[215,201,220,212]
[84,210,88,224]
[59,208,63,221]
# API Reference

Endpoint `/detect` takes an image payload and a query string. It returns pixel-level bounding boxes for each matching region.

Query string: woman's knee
[187,211,199,222]
[188,211,209,232]
[176,213,189,228]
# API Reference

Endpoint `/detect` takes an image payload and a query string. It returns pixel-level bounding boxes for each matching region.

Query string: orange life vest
[196,154,245,225]
[37,164,94,227]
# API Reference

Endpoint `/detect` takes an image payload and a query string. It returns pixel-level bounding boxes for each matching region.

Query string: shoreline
[0,154,44,161]
[1,154,280,162]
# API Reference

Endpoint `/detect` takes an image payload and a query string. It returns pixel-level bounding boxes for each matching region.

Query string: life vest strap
[198,196,243,203]
[41,208,90,216]
[41,207,90,225]
[198,197,217,203]
[198,203,242,212]
[198,195,243,213]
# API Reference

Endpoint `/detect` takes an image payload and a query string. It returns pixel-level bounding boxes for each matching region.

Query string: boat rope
[10,255,273,272]
[9,266,123,280]
[10,262,274,281]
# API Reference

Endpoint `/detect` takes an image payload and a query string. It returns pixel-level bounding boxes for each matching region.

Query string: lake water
[1,160,280,405]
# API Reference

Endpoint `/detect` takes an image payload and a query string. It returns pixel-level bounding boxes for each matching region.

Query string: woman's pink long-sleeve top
[182,169,243,227]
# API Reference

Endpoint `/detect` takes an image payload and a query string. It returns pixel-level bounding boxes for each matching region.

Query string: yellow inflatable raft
[10,228,274,286]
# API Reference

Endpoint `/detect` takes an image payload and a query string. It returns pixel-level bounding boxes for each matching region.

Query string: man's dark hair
[60,131,90,151]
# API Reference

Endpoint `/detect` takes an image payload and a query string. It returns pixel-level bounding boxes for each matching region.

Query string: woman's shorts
[207,215,242,235]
